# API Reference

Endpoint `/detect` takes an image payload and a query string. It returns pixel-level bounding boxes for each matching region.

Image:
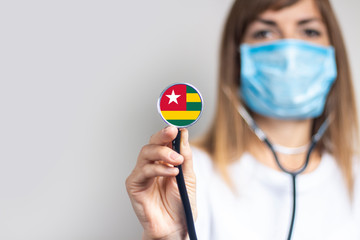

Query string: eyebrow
[255,17,322,26]
[256,18,277,26]
[298,18,321,25]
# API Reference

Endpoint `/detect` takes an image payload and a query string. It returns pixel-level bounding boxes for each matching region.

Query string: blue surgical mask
[239,39,337,119]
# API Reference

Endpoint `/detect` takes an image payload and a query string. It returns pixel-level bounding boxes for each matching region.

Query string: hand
[126,126,197,240]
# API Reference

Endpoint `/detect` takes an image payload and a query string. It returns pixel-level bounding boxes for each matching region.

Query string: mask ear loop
[222,85,332,239]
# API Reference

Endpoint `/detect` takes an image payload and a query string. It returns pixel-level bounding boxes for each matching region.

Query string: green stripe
[186,102,202,111]
[186,85,197,93]
[167,120,196,126]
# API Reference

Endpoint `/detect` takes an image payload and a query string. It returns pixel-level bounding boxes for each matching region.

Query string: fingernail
[163,125,175,133]
[167,167,179,175]
[170,152,182,161]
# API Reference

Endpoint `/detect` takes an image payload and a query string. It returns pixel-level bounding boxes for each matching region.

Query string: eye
[252,30,273,39]
[303,29,321,37]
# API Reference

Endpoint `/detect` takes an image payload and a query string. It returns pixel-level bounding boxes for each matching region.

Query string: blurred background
[0,0,359,239]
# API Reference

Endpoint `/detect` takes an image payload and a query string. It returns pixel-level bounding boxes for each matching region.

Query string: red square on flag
[159,84,187,111]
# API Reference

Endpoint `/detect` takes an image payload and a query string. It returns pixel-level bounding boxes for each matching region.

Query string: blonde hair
[196,0,359,195]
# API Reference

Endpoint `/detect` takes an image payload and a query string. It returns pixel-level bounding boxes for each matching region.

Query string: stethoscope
[237,106,331,240]
[174,86,331,240]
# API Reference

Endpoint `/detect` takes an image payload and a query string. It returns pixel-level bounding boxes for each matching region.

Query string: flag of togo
[158,83,203,128]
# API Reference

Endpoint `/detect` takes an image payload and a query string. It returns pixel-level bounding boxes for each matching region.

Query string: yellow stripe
[186,93,201,102]
[161,111,200,120]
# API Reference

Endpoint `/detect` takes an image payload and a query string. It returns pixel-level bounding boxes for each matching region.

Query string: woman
[126,0,360,239]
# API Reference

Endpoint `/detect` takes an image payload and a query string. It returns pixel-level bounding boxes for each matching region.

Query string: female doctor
[126,0,360,239]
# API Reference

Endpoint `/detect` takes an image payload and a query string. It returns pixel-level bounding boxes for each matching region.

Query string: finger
[138,144,184,166]
[149,126,178,145]
[133,163,179,184]
[179,128,194,175]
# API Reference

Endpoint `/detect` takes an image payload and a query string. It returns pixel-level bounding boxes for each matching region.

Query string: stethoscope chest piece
[158,83,203,128]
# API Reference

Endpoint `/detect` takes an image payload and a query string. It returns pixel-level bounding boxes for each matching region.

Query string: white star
[166,90,181,104]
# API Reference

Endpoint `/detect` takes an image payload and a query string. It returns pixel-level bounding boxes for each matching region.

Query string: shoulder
[190,147,215,239]
[353,155,360,176]
[191,146,215,179]
[353,154,360,193]
[352,155,360,233]
[351,154,360,195]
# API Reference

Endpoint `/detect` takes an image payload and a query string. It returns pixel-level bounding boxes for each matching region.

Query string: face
[242,0,330,46]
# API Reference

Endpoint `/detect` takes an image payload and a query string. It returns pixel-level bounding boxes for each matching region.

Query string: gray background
[0,0,359,239]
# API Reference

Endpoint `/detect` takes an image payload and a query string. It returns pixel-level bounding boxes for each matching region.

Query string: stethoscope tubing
[172,129,197,240]
[239,106,331,240]
[263,137,318,240]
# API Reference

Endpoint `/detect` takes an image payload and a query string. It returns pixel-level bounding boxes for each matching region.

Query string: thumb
[179,128,194,175]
